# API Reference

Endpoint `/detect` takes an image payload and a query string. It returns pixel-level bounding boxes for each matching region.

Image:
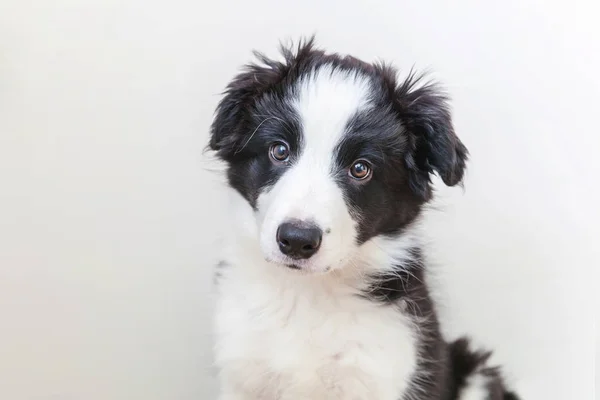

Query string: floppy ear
[394,73,469,198]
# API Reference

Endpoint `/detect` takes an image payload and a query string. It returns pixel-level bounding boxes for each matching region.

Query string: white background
[0,1,598,399]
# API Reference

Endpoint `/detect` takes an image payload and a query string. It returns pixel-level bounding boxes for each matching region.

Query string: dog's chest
[215,273,418,399]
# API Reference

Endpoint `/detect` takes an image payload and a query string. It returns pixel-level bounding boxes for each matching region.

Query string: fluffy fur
[208,37,518,400]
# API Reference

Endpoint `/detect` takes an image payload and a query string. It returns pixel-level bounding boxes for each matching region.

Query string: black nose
[276,221,322,259]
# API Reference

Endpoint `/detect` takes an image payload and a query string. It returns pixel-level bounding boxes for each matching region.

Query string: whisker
[234,116,277,154]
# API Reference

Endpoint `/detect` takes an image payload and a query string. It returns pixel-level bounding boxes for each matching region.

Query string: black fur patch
[448,338,521,400]
[364,251,519,400]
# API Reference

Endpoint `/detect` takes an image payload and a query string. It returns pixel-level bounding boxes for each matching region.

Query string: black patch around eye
[225,95,303,208]
[334,107,424,244]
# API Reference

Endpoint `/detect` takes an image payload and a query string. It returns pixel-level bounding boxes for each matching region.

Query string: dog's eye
[269,142,290,163]
[349,160,372,180]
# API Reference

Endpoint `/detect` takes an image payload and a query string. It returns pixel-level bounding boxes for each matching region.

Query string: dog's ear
[393,72,469,198]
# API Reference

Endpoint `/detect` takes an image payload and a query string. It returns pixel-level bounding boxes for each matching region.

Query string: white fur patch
[459,373,492,400]
[256,66,374,273]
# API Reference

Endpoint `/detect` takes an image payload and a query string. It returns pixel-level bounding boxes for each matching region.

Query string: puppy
[208,37,519,400]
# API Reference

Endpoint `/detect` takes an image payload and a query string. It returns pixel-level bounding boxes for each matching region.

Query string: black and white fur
[208,38,519,400]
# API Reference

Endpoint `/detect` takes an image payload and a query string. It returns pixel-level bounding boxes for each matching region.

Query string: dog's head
[210,38,467,274]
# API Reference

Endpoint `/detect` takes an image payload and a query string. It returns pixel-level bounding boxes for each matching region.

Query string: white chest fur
[214,262,419,400]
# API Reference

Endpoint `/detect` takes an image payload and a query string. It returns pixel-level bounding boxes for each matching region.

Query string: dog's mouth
[284,263,333,275]
[265,253,332,273]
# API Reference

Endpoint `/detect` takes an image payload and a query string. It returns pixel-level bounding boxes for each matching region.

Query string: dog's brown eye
[270,142,289,162]
[349,160,371,180]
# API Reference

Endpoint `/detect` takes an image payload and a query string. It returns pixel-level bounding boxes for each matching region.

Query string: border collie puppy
[208,38,519,400]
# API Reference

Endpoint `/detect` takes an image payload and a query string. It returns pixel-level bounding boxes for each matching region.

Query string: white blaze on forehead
[270,65,374,222]
[255,66,375,271]
[294,65,374,164]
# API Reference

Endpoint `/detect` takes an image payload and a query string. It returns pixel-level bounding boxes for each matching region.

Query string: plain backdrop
[0,1,598,399]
